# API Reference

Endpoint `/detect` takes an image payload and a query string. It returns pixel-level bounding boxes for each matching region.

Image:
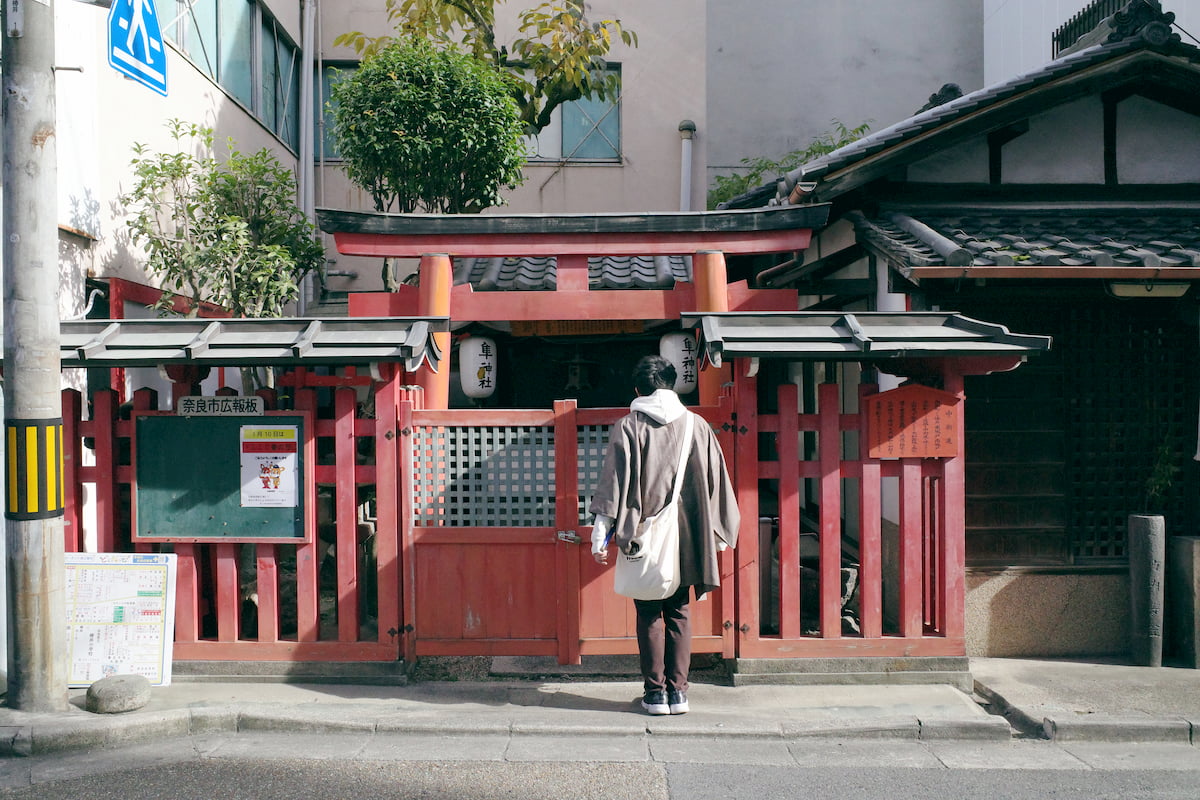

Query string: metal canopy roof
[681,312,1052,367]
[30,317,449,370]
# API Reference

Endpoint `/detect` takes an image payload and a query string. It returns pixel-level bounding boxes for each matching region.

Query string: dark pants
[634,583,692,695]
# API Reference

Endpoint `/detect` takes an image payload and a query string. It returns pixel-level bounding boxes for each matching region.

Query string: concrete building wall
[62,2,301,300]
[705,0,984,199]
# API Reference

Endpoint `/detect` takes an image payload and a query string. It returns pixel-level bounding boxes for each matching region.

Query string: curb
[1042,716,1194,744]
[0,705,1016,756]
[974,679,1197,744]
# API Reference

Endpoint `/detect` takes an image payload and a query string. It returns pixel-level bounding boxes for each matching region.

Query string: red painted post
[940,365,967,640]
[898,459,924,638]
[715,393,738,658]
[857,383,883,639]
[214,542,240,642]
[416,254,452,410]
[335,386,360,641]
[398,392,419,663]
[373,364,402,649]
[293,387,321,642]
[61,390,82,553]
[776,383,801,640]
[734,368,760,653]
[818,383,842,638]
[693,250,732,407]
[255,546,280,643]
[554,399,582,665]
[90,389,119,553]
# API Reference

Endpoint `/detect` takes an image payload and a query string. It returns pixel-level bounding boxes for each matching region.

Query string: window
[526,68,621,161]
[170,1,300,150]
[315,62,357,160]
[260,15,300,149]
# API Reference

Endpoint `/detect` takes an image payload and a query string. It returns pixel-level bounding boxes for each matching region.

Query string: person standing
[590,355,740,715]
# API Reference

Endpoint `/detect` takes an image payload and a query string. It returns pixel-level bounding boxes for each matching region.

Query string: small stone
[85,674,152,714]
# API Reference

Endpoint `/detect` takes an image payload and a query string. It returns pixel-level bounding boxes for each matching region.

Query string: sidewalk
[972,656,1200,743]
[1,656,1197,757]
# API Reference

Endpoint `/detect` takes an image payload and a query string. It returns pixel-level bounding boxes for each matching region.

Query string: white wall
[984,0,1200,85]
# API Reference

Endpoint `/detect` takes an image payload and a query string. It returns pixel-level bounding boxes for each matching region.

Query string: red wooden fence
[59,365,966,664]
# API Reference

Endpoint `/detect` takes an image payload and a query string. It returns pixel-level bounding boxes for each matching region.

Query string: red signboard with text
[865,383,960,459]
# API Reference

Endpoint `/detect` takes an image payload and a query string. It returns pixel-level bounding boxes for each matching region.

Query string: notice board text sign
[65,552,177,687]
[865,383,961,459]
[133,411,312,543]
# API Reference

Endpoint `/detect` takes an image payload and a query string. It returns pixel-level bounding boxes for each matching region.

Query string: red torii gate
[318,206,830,408]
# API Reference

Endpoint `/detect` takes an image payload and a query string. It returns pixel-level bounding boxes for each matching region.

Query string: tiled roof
[850,208,1200,268]
[452,255,691,291]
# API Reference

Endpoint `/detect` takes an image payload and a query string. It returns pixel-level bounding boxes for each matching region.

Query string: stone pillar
[416,253,452,409]
[693,250,731,406]
[1169,535,1200,668]
[1129,514,1166,667]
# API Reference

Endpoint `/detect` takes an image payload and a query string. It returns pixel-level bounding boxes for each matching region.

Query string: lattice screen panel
[577,425,612,524]
[1065,304,1196,563]
[413,426,556,527]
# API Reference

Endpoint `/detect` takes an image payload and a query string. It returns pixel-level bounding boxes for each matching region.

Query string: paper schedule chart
[64,553,177,687]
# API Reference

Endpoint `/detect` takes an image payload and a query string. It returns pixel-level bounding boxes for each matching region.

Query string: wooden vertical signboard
[865,384,961,459]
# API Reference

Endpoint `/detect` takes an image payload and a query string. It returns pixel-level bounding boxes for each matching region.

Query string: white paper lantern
[459,336,497,398]
[659,332,699,394]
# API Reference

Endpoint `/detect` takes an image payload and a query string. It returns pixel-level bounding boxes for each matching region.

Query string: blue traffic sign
[108,0,167,96]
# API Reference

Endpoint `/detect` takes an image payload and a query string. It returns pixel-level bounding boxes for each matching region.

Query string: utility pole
[2,0,69,711]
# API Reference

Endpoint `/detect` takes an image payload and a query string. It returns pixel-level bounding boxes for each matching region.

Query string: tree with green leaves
[707,120,872,210]
[329,38,527,215]
[336,0,636,135]
[122,119,324,319]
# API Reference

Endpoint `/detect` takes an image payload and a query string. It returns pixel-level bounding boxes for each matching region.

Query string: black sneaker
[668,690,689,714]
[641,690,669,715]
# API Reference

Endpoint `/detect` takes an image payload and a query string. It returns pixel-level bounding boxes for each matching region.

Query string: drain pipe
[678,120,696,211]
[297,0,318,315]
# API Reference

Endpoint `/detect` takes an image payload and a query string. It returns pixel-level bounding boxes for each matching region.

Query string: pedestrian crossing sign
[107,0,168,96]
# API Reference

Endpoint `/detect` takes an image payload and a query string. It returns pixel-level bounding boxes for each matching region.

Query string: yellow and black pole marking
[5,418,65,520]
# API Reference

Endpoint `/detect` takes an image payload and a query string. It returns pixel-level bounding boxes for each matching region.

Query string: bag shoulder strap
[669,412,695,502]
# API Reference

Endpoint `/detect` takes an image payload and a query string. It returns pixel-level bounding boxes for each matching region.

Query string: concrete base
[729,656,973,691]
[172,660,409,685]
[966,569,1128,657]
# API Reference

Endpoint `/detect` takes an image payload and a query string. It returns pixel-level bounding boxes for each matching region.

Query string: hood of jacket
[629,388,687,425]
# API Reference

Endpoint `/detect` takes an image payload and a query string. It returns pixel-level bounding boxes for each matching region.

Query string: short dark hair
[633,355,677,395]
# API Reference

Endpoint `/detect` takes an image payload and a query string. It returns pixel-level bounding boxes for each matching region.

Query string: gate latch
[557,530,583,545]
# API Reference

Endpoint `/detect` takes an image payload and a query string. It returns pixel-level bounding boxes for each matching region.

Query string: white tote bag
[613,412,694,601]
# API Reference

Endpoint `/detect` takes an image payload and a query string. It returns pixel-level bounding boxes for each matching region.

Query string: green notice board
[133,413,310,543]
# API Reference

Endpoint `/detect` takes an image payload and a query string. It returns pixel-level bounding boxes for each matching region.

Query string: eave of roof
[317,206,828,236]
[847,203,1200,278]
[680,311,1052,367]
[17,317,449,371]
[316,206,832,258]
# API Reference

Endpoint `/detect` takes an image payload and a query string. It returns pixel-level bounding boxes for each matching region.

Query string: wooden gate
[398,396,738,665]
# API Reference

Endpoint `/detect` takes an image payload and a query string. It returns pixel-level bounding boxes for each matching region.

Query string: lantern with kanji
[659,332,698,394]
[459,336,497,399]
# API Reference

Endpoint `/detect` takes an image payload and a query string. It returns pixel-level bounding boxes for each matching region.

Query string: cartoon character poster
[240,425,298,507]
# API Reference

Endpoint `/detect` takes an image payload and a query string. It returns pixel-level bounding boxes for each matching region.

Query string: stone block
[85,674,152,714]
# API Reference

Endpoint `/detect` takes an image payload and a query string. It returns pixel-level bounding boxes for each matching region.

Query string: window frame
[524,66,623,164]
[168,0,301,152]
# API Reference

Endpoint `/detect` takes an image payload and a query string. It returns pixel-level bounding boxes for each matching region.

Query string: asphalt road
[4,735,1200,799]
[5,758,1200,800]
